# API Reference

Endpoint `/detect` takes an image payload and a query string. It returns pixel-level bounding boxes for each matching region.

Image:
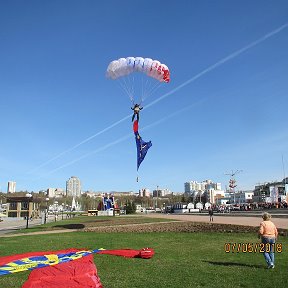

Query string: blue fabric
[261,237,276,267]
[134,131,152,170]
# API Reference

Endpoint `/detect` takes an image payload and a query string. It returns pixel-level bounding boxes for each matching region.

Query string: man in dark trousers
[208,207,214,222]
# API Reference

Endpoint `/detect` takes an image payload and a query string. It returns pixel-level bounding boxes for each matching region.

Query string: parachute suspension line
[147,82,162,98]
[140,74,148,105]
[148,79,162,94]
[131,74,135,103]
[117,76,163,104]
[117,79,130,98]
[142,81,162,102]
[121,75,134,100]
[141,75,144,104]
[117,80,134,102]
[124,73,135,103]
[142,78,151,101]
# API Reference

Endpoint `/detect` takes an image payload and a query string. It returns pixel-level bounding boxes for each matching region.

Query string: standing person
[131,103,143,122]
[258,212,278,269]
[208,207,214,222]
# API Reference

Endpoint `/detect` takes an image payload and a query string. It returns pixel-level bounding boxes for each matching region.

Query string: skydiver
[131,103,143,122]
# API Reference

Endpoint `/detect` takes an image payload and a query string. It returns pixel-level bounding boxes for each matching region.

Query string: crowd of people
[209,201,288,213]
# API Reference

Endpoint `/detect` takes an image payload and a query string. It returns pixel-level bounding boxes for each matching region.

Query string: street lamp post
[44,197,49,224]
[155,185,159,209]
[25,193,32,229]
[54,201,58,222]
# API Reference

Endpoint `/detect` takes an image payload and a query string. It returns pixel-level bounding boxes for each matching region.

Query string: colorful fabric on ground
[98,247,155,259]
[22,254,103,288]
[0,249,76,267]
[0,247,155,276]
[0,249,105,276]
[0,247,154,288]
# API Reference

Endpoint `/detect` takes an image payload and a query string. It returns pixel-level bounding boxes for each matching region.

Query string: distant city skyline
[3,175,286,195]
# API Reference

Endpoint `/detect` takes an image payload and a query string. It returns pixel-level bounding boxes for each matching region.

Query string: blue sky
[0,1,287,193]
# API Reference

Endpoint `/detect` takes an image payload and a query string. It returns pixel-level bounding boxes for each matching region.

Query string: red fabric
[22,254,102,288]
[163,68,170,82]
[98,248,154,259]
[133,120,138,132]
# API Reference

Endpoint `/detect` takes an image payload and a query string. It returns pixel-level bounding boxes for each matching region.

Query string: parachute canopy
[106,57,170,104]
[106,57,170,83]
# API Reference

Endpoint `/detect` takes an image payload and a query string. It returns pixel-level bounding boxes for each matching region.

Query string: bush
[125,200,136,214]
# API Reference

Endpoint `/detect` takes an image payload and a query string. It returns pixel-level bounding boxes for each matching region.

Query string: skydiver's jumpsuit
[131,104,143,122]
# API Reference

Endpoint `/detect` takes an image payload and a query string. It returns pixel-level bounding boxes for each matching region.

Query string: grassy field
[0,217,287,287]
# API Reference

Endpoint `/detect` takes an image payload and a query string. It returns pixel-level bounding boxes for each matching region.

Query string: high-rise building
[47,188,56,198]
[7,181,16,193]
[152,188,171,197]
[139,188,151,197]
[184,180,224,204]
[185,180,222,193]
[66,176,81,197]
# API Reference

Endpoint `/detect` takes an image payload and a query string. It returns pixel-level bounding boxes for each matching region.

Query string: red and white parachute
[106,57,170,82]
[106,57,170,103]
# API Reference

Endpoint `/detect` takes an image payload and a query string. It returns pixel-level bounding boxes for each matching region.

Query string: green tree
[125,200,136,214]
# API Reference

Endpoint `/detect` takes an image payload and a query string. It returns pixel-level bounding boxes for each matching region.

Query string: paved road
[0,216,53,235]
[144,212,288,229]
